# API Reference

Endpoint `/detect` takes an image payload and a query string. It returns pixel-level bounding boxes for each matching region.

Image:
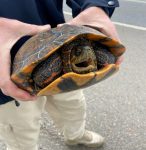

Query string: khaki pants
[0,90,86,150]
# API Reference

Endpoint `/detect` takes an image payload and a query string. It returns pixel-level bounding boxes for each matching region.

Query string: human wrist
[80,6,109,18]
[67,6,120,41]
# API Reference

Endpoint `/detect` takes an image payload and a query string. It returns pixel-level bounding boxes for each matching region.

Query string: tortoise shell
[11,25,126,96]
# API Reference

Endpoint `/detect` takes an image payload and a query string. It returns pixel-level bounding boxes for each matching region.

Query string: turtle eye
[75,48,82,56]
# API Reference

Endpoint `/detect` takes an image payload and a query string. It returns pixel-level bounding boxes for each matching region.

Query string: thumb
[116,55,124,65]
[19,23,51,37]
[57,23,64,27]
[7,23,51,48]
[57,22,72,28]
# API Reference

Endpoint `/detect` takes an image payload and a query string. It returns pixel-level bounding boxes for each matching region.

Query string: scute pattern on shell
[32,52,62,88]
[12,26,87,73]
[11,25,126,96]
[12,25,124,73]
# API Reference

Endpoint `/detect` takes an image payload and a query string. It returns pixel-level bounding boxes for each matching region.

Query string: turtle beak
[74,58,97,71]
[71,46,97,74]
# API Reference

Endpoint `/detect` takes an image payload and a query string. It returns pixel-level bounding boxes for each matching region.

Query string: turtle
[11,25,126,96]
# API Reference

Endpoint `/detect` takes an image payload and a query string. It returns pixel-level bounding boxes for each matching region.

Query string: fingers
[1,80,37,101]
[20,23,51,36]
[59,7,121,42]
[98,21,121,42]
[57,20,79,28]
[0,50,36,101]
[57,23,66,27]
[57,22,74,28]
[58,22,120,42]
[116,55,124,65]
[0,18,51,51]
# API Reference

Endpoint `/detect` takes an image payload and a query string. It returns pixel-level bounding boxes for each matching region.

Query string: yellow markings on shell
[86,34,126,57]
[86,34,105,41]
[11,74,24,84]
[95,64,119,81]
[37,64,119,96]
[61,72,95,86]
[37,77,63,96]
[37,72,95,96]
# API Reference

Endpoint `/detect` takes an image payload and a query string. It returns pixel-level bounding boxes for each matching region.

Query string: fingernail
[40,25,51,30]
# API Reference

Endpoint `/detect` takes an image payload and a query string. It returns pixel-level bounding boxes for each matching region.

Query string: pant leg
[0,96,46,150]
[45,90,86,140]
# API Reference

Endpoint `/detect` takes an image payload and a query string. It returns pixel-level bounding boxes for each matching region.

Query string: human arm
[0,18,50,101]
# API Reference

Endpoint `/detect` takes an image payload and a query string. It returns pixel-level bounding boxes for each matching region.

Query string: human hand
[58,7,123,64]
[0,18,50,101]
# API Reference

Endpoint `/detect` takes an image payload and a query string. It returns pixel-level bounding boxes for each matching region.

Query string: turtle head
[71,43,97,74]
